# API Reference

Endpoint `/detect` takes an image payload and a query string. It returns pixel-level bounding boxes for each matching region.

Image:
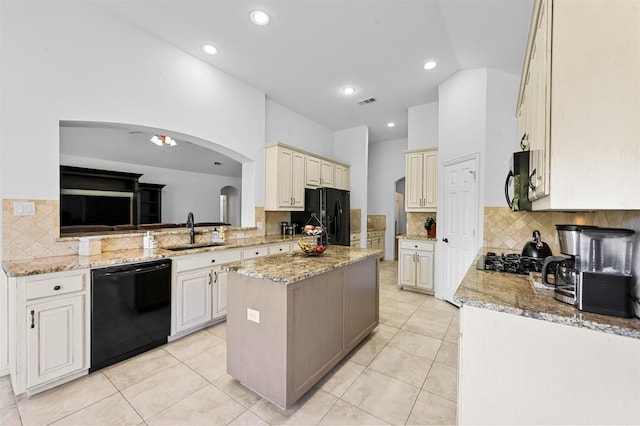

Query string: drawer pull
[255,251,259,255]
[211,259,216,263]
[30,310,35,329]
[54,285,61,291]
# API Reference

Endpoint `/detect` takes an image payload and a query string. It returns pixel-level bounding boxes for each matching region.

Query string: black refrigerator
[291,188,350,246]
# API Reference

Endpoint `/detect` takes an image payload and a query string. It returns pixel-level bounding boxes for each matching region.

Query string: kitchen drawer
[243,246,269,260]
[400,240,434,252]
[26,271,87,300]
[174,249,241,272]
[268,242,290,255]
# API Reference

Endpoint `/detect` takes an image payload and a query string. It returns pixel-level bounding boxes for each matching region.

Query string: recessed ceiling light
[423,61,437,70]
[202,44,219,55]
[387,122,396,128]
[250,10,270,26]
[341,86,357,96]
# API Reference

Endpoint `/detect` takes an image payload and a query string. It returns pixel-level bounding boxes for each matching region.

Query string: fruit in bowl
[298,240,327,255]
[304,225,324,235]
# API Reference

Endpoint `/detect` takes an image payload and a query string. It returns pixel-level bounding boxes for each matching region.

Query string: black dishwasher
[90,259,171,372]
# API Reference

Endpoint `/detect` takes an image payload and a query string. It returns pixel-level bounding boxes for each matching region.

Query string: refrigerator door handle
[335,199,342,242]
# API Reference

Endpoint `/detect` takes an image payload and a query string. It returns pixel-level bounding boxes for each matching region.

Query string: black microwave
[505,150,532,211]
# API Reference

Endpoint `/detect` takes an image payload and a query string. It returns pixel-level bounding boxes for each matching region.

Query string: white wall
[368,138,407,259]
[0,2,265,226]
[334,126,369,246]
[60,155,242,225]
[408,102,439,150]
[438,69,488,165]
[266,99,334,157]
[485,69,520,207]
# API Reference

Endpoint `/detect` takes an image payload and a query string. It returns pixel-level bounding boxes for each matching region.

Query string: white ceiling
[93,0,534,144]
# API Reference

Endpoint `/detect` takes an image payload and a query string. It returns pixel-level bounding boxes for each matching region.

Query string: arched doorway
[220,186,241,226]
[394,177,406,260]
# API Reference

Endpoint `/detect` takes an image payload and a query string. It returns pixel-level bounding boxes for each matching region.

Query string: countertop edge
[1,235,315,277]
[224,247,381,285]
[455,296,640,340]
[454,249,640,340]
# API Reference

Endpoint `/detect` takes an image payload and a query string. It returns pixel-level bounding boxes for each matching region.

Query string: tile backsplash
[367,215,386,230]
[350,209,361,233]
[407,212,438,236]
[483,207,640,256]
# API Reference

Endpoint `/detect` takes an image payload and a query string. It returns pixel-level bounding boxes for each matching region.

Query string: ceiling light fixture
[423,60,437,70]
[387,122,396,128]
[341,86,357,96]
[202,44,219,55]
[250,10,270,26]
[150,135,177,147]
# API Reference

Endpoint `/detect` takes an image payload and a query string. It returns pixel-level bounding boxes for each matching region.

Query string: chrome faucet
[186,212,195,244]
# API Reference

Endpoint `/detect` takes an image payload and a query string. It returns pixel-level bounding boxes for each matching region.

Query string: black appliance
[291,188,350,246]
[477,252,546,275]
[505,150,532,211]
[90,259,172,372]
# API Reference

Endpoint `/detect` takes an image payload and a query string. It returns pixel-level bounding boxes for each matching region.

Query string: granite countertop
[224,245,381,285]
[396,234,437,241]
[1,235,313,277]
[454,249,640,340]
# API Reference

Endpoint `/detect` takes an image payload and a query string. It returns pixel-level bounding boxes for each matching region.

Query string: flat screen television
[60,189,133,226]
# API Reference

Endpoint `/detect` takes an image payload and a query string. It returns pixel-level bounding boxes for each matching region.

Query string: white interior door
[440,155,479,304]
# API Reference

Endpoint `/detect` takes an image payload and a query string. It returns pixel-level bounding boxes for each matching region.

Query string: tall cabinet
[517,0,640,210]
[265,144,305,211]
[405,148,437,212]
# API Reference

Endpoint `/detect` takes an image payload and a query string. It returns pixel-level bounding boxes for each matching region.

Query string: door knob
[443,238,449,243]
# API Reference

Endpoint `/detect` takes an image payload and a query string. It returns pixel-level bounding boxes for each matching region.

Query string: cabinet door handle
[213,271,218,284]
[30,310,35,329]
[443,238,449,243]
[208,273,212,285]
[528,168,537,191]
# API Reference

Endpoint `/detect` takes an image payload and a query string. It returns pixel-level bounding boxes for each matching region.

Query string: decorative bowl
[298,240,327,256]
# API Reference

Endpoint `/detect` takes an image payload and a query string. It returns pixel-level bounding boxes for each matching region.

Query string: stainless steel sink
[164,242,226,251]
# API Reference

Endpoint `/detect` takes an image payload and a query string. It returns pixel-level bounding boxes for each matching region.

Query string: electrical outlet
[237,232,245,239]
[247,308,260,323]
[13,201,35,216]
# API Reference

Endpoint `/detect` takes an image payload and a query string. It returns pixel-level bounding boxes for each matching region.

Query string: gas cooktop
[477,252,546,275]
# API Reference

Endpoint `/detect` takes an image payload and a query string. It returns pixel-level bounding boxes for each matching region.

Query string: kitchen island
[455,250,640,425]
[224,245,380,409]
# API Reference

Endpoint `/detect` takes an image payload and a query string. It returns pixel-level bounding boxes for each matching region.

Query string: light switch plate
[247,308,260,323]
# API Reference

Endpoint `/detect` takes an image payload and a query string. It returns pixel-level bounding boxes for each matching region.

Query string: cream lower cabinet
[366,231,385,258]
[172,243,293,337]
[172,249,241,336]
[8,269,90,396]
[399,239,434,294]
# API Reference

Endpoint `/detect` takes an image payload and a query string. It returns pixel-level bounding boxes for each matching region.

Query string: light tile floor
[1,260,459,425]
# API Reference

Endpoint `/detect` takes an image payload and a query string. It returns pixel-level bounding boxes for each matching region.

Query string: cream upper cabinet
[320,160,334,187]
[265,144,305,211]
[305,155,322,187]
[334,164,350,190]
[306,156,336,188]
[405,148,437,212]
[518,0,640,210]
